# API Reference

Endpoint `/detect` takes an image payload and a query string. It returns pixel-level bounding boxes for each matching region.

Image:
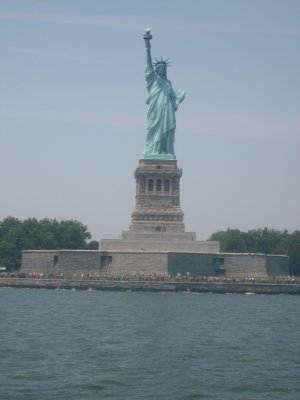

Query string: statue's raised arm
[142,29,186,160]
[144,28,153,70]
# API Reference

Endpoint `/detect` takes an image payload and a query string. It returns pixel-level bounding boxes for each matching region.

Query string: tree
[209,228,300,275]
[210,229,246,253]
[0,217,97,271]
[85,240,99,250]
[287,231,300,276]
[0,217,23,271]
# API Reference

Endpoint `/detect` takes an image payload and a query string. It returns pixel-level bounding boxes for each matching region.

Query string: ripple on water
[0,289,299,400]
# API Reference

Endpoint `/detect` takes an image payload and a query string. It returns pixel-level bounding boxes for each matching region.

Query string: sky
[0,0,299,242]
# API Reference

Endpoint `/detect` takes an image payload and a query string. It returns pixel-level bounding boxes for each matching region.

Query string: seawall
[0,278,299,294]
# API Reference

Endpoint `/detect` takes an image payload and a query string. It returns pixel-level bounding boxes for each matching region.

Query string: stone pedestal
[100,158,220,254]
[131,159,185,233]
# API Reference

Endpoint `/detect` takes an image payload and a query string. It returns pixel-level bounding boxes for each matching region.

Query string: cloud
[0,109,144,130]
[0,10,299,37]
[179,111,300,141]
[0,11,141,30]
[0,45,103,64]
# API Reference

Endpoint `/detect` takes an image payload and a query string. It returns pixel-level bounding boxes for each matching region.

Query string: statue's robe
[143,67,185,157]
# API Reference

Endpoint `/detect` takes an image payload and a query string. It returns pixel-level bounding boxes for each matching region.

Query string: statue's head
[153,58,171,79]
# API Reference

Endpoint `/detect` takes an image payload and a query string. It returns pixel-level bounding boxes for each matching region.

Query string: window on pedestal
[156,179,162,192]
[213,257,225,277]
[148,179,153,191]
[101,255,112,269]
[164,180,170,192]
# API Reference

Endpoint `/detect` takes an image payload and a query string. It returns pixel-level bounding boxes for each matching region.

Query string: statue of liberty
[142,29,186,160]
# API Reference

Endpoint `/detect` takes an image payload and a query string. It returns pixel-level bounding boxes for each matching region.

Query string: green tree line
[1,218,299,275]
[0,217,99,271]
[209,228,300,275]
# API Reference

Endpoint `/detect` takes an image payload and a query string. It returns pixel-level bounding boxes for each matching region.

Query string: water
[0,288,299,400]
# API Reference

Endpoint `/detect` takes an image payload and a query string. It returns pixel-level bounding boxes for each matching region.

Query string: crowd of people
[1,271,299,284]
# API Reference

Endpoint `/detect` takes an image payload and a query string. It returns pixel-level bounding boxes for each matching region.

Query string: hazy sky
[1,0,299,242]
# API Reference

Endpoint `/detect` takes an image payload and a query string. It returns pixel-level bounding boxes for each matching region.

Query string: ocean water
[0,288,299,400]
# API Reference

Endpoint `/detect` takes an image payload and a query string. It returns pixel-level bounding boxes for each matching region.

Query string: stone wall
[223,254,267,277]
[100,239,219,253]
[22,250,102,276]
[107,252,168,275]
[59,251,168,276]
[58,251,101,275]
[21,250,289,278]
[22,251,58,275]
[167,253,216,276]
[266,255,289,276]
[120,230,197,241]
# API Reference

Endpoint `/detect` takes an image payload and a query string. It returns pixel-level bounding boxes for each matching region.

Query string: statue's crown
[153,57,172,67]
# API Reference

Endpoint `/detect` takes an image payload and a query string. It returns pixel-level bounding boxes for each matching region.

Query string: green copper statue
[142,29,186,160]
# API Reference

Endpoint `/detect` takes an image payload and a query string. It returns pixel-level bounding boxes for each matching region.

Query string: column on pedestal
[131,159,185,232]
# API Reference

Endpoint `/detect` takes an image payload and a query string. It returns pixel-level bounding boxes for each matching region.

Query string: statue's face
[155,64,167,78]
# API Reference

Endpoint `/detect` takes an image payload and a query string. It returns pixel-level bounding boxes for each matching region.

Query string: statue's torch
[143,28,152,40]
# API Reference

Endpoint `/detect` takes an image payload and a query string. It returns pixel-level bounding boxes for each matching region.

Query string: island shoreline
[1,278,299,295]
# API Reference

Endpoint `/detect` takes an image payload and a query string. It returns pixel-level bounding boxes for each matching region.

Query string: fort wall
[21,250,289,278]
